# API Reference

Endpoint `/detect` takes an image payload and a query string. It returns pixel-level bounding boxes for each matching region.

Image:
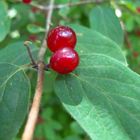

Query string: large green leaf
[70,24,127,65]
[54,19,140,140]
[0,1,11,42]
[89,6,124,46]
[0,63,30,140]
[55,53,140,140]
[0,42,38,65]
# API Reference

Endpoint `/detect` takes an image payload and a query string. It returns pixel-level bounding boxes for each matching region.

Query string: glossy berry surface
[50,47,79,74]
[47,26,77,52]
[22,0,32,4]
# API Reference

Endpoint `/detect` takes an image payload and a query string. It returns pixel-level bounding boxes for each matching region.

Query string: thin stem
[31,0,105,11]
[24,41,36,65]
[120,21,132,50]
[38,0,54,61]
[53,0,104,9]
[21,0,54,140]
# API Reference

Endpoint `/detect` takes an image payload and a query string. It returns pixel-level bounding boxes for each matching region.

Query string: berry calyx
[50,47,79,74]
[47,26,77,52]
[22,0,32,4]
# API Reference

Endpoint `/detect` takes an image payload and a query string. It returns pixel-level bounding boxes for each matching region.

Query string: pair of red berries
[47,26,79,74]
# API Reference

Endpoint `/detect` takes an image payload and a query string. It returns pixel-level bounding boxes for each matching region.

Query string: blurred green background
[1,0,140,140]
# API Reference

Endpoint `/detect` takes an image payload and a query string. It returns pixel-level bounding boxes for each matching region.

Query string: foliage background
[0,0,140,140]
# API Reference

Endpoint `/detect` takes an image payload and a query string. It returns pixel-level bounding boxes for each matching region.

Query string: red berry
[135,30,140,36]
[47,26,77,52]
[133,51,139,58]
[37,115,44,125]
[28,35,38,41]
[31,7,39,13]
[50,47,79,74]
[136,7,140,13]
[22,0,32,4]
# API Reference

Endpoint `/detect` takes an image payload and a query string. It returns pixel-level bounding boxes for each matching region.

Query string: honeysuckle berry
[22,0,32,4]
[50,47,79,74]
[47,26,77,52]
[137,7,140,13]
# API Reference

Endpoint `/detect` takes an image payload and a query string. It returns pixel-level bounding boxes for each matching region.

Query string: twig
[124,31,132,49]
[31,0,105,11]
[21,0,54,140]
[38,0,54,61]
[24,41,36,65]
[120,21,132,50]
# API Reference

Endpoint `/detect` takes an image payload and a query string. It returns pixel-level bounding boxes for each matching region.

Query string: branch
[31,0,105,11]
[38,0,54,61]
[21,0,54,140]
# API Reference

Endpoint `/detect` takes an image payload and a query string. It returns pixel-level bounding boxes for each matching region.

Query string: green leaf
[0,1,11,42]
[65,135,81,140]
[89,6,124,46]
[54,23,140,140]
[0,63,30,140]
[0,42,38,65]
[70,24,127,65]
[27,24,45,34]
[58,7,70,18]
[55,53,140,140]
[70,122,84,135]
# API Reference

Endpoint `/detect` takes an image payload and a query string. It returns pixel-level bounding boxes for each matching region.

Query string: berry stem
[24,41,36,66]
[22,0,54,140]
[31,0,105,11]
